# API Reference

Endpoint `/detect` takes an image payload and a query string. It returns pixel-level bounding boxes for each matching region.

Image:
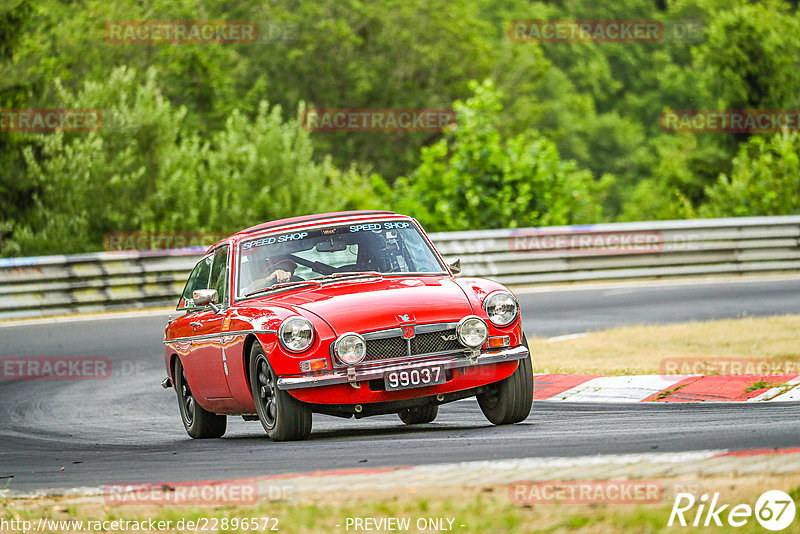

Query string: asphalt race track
[2,276,800,493]
[515,275,800,336]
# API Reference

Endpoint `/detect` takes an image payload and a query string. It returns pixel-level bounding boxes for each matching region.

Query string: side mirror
[448,258,461,275]
[193,289,221,313]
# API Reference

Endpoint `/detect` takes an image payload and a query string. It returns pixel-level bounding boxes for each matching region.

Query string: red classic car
[162,211,532,441]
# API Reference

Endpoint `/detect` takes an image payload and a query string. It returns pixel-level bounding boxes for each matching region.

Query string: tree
[6,67,378,255]
[694,0,800,110]
[0,0,34,256]
[700,133,800,217]
[392,80,611,231]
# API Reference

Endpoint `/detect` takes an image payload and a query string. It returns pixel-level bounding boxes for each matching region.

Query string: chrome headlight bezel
[456,316,489,348]
[334,332,367,365]
[483,290,519,326]
[278,316,315,353]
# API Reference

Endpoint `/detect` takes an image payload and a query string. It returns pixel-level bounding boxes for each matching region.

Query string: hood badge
[396,313,416,339]
[402,324,415,340]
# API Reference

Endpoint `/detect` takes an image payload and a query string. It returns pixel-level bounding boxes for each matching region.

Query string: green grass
[5,486,800,534]
[530,314,800,375]
[745,380,789,393]
[651,383,690,401]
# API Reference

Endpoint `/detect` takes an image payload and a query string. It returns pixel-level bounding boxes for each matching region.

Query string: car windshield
[236,220,446,298]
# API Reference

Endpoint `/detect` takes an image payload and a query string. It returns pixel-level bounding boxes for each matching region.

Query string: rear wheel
[398,404,438,425]
[174,358,227,438]
[249,342,312,441]
[477,336,533,425]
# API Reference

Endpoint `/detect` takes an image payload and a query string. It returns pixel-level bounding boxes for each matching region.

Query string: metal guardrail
[1,216,799,319]
[430,215,800,285]
[0,250,200,319]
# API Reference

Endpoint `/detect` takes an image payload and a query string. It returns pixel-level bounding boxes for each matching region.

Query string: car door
[171,249,232,399]
[169,254,212,355]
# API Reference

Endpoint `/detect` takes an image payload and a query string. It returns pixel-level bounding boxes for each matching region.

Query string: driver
[244,255,300,294]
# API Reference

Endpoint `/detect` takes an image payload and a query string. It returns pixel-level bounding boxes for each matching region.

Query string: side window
[178,255,212,310]
[210,246,230,305]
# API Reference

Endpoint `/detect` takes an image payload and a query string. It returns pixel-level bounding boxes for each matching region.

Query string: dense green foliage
[393,80,612,231]
[1,0,799,255]
[701,132,800,218]
[11,68,376,255]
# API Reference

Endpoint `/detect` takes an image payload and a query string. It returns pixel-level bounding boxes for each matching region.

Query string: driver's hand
[271,269,292,283]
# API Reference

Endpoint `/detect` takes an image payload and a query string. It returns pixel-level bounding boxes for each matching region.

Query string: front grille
[364,336,408,361]
[362,328,463,362]
[412,331,462,355]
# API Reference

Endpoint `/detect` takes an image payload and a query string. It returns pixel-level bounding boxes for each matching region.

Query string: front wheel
[174,358,227,439]
[477,337,533,425]
[249,343,312,441]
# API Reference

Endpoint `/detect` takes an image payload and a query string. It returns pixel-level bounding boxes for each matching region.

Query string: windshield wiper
[244,280,320,298]
[318,271,384,282]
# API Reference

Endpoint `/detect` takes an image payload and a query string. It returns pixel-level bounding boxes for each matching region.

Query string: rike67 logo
[669,490,796,531]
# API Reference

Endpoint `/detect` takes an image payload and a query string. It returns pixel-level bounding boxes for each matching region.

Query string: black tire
[477,335,533,425]
[174,358,227,439]
[249,342,312,441]
[398,404,439,425]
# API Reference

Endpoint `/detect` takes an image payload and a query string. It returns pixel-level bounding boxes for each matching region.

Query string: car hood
[274,276,474,334]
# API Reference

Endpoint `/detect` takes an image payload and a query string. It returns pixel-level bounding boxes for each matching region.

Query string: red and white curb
[11,448,800,501]
[244,449,800,497]
[533,374,800,403]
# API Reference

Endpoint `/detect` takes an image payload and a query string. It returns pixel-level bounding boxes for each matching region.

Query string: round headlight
[334,333,366,365]
[278,317,314,353]
[457,316,488,348]
[483,291,519,326]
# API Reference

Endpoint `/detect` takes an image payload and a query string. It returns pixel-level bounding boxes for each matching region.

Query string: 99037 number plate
[384,365,446,391]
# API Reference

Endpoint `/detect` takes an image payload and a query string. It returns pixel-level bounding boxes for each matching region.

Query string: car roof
[206,210,406,253]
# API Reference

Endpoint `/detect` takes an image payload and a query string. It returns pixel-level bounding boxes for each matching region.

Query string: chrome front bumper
[276,345,529,390]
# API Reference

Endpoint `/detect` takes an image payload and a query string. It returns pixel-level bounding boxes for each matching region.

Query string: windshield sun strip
[241,211,396,235]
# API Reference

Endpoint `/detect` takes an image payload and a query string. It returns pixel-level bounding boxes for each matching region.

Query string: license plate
[384,365,446,391]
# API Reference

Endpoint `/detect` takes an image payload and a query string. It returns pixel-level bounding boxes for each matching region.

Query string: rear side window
[178,255,212,309]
